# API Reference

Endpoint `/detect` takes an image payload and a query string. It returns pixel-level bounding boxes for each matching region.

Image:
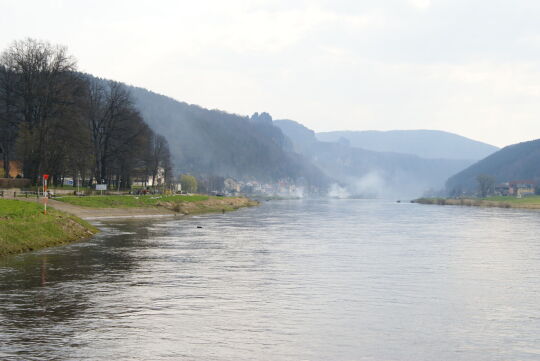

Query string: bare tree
[83,78,153,187]
[0,39,172,188]
[85,79,127,182]
[477,174,495,198]
[146,133,171,187]
[0,63,19,177]
[0,38,77,182]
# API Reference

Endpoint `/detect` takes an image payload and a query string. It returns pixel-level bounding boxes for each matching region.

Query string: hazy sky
[1,0,540,147]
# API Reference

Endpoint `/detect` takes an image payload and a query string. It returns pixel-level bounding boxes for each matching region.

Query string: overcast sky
[2,0,540,147]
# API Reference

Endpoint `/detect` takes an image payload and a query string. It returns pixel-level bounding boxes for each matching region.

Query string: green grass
[484,195,540,204]
[55,194,210,208]
[0,198,46,217]
[414,195,540,210]
[48,185,90,190]
[0,199,98,256]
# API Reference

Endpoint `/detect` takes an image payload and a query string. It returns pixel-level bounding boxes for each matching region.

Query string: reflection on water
[0,200,539,360]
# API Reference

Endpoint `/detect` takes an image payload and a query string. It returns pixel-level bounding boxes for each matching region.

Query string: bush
[180,174,198,193]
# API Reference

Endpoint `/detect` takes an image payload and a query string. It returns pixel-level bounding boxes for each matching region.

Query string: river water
[0,199,539,360]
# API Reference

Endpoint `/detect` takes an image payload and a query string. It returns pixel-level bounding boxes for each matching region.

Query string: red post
[43,174,49,192]
[43,174,49,215]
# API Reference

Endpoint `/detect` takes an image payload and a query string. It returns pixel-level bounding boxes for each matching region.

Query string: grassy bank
[158,197,259,215]
[413,196,540,209]
[0,199,98,256]
[56,194,259,214]
[56,194,209,208]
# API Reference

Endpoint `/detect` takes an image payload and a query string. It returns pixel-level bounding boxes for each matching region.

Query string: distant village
[495,180,537,198]
[448,178,539,199]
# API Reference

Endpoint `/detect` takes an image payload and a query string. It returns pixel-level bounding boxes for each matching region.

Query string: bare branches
[0,38,80,182]
[0,38,171,189]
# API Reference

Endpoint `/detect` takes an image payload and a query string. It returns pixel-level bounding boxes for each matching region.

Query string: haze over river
[1,200,539,360]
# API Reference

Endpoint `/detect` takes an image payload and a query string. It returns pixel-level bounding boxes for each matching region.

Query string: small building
[224,178,241,193]
[509,180,537,197]
[495,182,511,196]
[132,167,166,188]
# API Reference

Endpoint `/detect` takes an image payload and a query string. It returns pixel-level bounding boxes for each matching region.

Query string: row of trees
[0,39,172,188]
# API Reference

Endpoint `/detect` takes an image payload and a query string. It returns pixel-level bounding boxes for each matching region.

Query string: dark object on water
[396,200,401,203]
[197,226,203,229]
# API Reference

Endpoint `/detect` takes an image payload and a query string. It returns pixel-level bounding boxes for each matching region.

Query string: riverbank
[413,196,540,210]
[0,199,98,256]
[53,195,259,218]
[1,195,258,256]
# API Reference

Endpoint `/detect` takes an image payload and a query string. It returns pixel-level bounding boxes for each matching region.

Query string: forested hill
[126,86,329,188]
[317,130,498,160]
[274,119,473,198]
[446,139,540,193]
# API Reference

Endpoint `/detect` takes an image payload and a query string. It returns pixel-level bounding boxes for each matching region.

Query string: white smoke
[293,186,305,198]
[350,170,434,199]
[351,171,387,197]
[328,183,350,198]
[327,170,442,200]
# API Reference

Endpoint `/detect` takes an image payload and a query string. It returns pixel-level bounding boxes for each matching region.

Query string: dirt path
[19,198,177,220]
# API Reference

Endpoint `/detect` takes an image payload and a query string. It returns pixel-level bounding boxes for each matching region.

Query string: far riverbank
[413,196,540,210]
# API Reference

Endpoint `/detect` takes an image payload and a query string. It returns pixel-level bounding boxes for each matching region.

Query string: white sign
[96,184,107,191]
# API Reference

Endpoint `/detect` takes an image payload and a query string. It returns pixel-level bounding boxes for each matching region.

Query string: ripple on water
[0,199,539,361]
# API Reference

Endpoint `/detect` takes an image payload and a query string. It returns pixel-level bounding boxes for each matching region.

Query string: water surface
[1,199,539,360]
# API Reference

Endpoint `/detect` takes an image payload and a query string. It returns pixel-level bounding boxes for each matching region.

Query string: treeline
[0,39,171,188]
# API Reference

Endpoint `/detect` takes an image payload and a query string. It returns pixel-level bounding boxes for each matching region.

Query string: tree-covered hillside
[127,87,329,189]
[446,139,540,193]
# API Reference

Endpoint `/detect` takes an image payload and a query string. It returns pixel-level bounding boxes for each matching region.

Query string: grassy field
[414,196,540,209]
[0,199,98,256]
[56,194,209,208]
[48,185,90,191]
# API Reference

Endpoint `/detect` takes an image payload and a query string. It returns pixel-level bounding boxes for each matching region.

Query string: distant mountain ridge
[274,119,475,198]
[317,130,498,160]
[446,139,540,193]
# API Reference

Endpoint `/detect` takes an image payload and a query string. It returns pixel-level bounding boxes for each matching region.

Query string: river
[1,199,539,360]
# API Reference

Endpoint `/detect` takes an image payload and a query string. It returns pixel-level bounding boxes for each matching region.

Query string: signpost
[96,184,107,195]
